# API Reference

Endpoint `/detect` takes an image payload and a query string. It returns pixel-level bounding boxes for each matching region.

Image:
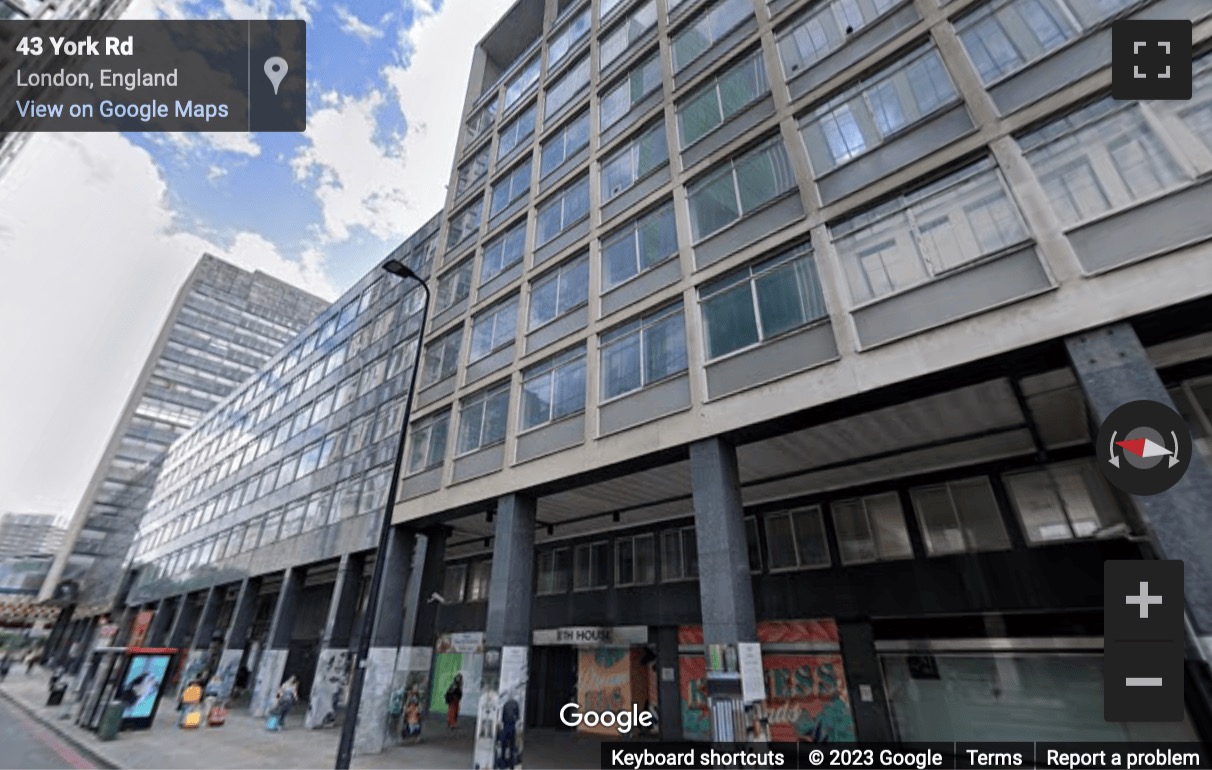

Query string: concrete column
[191,586,224,652]
[251,568,306,717]
[167,592,201,650]
[215,577,261,699]
[485,496,536,648]
[837,620,894,741]
[656,626,684,740]
[400,525,448,649]
[113,605,138,646]
[306,555,364,729]
[172,590,218,696]
[689,437,757,742]
[45,607,74,665]
[473,495,536,768]
[144,596,178,648]
[1067,324,1212,640]
[353,527,417,755]
[690,438,757,645]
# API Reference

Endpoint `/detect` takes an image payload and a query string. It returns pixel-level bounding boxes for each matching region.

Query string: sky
[0,0,517,517]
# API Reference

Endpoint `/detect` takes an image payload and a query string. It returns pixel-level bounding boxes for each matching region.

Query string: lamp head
[382,260,419,281]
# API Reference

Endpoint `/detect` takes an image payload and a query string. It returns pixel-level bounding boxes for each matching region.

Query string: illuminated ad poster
[116,653,174,729]
[678,620,856,742]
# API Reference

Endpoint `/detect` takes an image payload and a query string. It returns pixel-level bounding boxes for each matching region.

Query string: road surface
[0,693,99,769]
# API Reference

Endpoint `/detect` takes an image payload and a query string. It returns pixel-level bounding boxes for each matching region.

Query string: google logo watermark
[559,703,654,734]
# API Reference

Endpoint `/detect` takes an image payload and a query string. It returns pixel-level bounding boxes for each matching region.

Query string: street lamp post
[335,260,429,770]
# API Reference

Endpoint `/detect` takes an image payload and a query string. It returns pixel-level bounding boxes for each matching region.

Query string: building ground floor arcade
[44,308,1212,762]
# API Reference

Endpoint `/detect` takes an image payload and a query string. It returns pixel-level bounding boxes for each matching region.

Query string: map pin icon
[264,57,288,95]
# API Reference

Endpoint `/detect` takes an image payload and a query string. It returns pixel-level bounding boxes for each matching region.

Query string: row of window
[437,459,1120,601]
[440,61,1212,374]
[141,465,394,580]
[149,330,418,528]
[161,235,436,485]
[137,390,410,557]
[461,0,1145,198]
[409,246,828,470]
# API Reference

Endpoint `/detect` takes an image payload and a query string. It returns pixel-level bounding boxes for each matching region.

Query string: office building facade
[95,0,1212,758]
[42,255,328,627]
[93,221,439,734]
[0,513,64,558]
[395,0,1212,748]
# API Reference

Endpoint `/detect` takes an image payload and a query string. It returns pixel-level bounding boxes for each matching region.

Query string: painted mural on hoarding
[678,620,855,742]
[575,646,658,736]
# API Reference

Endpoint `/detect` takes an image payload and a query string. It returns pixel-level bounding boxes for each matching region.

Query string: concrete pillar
[689,437,757,741]
[215,577,261,699]
[167,592,201,650]
[656,626,684,740]
[145,596,178,648]
[45,607,74,665]
[113,605,138,646]
[1067,324,1212,642]
[306,555,364,729]
[170,591,214,697]
[400,525,448,649]
[353,527,417,755]
[837,620,894,741]
[251,568,306,717]
[473,494,536,768]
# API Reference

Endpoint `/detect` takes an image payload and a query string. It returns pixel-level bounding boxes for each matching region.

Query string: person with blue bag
[266,674,299,731]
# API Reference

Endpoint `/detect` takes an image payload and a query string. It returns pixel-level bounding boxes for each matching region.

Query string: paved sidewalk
[0,669,604,769]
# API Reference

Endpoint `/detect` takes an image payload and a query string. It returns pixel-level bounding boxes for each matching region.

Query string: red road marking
[7,701,97,769]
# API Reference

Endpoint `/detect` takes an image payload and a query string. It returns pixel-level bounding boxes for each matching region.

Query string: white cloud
[290,88,412,242]
[336,6,384,43]
[380,0,518,234]
[0,133,333,515]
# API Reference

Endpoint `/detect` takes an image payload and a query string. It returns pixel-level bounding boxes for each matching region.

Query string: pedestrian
[268,674,299,731]
[0,651,11,682]
[498,694,520,768]
[445,673,463,730]
[402,685,422,739]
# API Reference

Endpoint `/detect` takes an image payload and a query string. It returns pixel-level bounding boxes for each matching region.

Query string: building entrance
[527,645,576,728]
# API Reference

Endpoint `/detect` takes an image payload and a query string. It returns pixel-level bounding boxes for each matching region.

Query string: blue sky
[0,0,517,515]
[127,0,459,291]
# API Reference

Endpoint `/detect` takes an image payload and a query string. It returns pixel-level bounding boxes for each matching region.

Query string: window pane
[522,371,553,429]
[755,256,825,337]
[1006,469,1069,542]
[765,513,798,568]
[530,274,560,328]
[643,313,688,383]
[735,142,794,213]
[661,530,683,579]
[912,486,964,555]
[690,170,740,240]
[680,89,722,146]
[950,478,1009,551]
[793,508,830,567]
[868,493,913,559]
[552,356,586,419]
[602,332,642,398]
[634,534,656,584]
[617,539,635,584]
[702,283,759,359]
[458,401,485,454]
[832,499,877,563]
